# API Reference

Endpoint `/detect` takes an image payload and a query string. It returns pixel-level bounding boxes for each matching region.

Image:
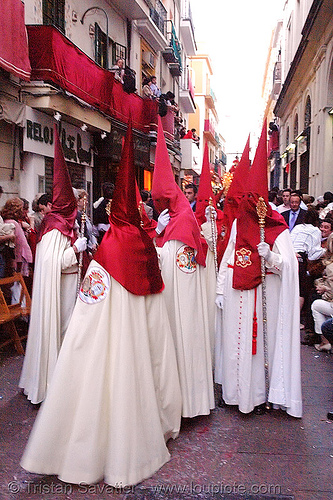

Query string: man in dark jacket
[282,191,307,230]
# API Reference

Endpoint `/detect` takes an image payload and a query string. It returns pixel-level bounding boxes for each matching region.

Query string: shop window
[68,163,86,189]
[43,0,65,33]
[38,175,45,194]
[144,170,152,191]
[44,157,53,194]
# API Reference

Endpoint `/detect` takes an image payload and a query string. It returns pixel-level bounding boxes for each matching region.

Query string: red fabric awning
[0,0,31,80]
[26,25,156,132]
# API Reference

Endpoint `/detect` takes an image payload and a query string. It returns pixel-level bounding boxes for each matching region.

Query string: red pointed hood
[219,135,251,258]
[195,142,225,264]
[195,143,216,225]
[94,121,163,295]
[247,122,269,204]
[226,135,251,203]
[37,124,77,244]
[233,120,287,290]
[152,116,206,266]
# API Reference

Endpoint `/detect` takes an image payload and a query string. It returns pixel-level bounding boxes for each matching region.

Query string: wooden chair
[0,273,31,355]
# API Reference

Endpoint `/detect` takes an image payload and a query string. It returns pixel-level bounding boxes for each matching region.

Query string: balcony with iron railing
[221,151,227,166]
[180,0,196,55]
[204,119,216,143]
[149,3,166,36]
[180,137,201,175]
[162,20,182,77]
[205,87,216,109]
[179,67,195,113]
[136,0,167,52]
[108,0,149,21]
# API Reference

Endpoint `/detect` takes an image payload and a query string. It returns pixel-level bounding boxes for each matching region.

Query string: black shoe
[218,397,226,408]
[253,404,266,415]
[301,334,317,346]
[327,412,333,420]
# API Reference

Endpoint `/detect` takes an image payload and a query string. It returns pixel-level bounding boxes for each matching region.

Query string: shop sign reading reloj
[24,107,93,166]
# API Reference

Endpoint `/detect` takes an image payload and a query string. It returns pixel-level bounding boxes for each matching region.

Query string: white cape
[19,229,78,404]
[21,261,182,486]
[215,223,302,418]
[157,240,215,418]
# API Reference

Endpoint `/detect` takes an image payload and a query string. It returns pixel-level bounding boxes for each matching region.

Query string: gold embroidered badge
[176,245,197,274]
[79,266,110,304]
[235,248,252,268]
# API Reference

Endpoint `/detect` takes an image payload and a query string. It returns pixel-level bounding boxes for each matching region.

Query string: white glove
[257,241,272,264]
[215,294,223,309]
[205,206,217,223]
[74,236,87,253]
[156,209,170,234]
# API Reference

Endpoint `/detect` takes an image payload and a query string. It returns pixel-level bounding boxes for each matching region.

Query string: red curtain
[27,25,113,114]
[0,0,31,80]
[27,25,155,132]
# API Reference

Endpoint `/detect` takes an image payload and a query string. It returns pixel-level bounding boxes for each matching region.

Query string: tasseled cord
[252,287,257,355]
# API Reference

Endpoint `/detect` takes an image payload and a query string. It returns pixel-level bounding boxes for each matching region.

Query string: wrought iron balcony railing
[162,20,182,75]
[149,0,167,36]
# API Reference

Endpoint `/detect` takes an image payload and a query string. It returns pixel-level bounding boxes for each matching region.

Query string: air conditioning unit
[143,50,155,68]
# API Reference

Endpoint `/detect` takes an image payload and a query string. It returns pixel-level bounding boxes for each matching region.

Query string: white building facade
[0,0,199,207]
[273,0,333,196]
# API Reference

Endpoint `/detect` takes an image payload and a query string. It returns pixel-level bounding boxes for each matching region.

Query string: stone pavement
[0,334,332,500]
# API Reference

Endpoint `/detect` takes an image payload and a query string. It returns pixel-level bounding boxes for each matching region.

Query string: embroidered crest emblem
[79,266,110,304]
[235,248,252,268]
[176,245,197,273]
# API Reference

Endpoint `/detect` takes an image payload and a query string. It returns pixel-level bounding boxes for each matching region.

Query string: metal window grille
[111,42,127,66]
[43,0,65,33]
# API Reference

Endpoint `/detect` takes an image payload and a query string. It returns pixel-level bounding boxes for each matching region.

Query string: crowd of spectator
[268,187,333,353]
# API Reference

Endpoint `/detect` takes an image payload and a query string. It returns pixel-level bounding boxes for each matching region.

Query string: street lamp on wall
[81,7,109,69]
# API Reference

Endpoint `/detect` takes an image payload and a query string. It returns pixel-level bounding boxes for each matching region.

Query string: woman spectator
[20,198,37,265]
[110,58,125,84]
[2,197,33,295]
[142,76,154,100]
[0,218,15,278]
[311,232,333,351]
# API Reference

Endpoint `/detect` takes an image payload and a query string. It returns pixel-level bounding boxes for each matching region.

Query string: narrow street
[0,329,332,500]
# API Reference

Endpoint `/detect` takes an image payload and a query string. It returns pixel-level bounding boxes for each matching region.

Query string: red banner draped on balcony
[26,25,159,132]
[0,0,31,80]
[27,25,113,114]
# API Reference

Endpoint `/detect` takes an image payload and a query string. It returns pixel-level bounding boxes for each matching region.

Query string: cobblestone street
[0,333,332,500]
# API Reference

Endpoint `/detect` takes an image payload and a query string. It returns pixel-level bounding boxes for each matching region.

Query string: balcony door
[95,23,108,69]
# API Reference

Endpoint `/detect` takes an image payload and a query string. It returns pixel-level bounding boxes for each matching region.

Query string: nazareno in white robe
[19,229,78,404]
[157,239,215,418]
[201,221,219,364]
[215,220,302,418]
[21,260,182,487]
